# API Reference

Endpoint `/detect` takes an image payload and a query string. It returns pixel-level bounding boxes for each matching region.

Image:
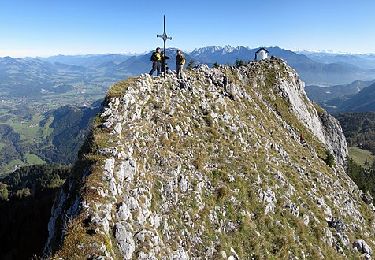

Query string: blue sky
[0,0,374,57]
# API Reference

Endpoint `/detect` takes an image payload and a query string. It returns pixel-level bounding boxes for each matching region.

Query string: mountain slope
[43,59,375,259]
[306,79,375,105]
[0,164,70,259]
[0,57,59,96]
[335,112,375,155]
[305,80,375,113]
[0,56,125,97]
[0,100,101,175]
[338,83,375,112]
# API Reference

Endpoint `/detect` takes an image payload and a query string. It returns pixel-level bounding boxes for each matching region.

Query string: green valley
[348,146,375,168]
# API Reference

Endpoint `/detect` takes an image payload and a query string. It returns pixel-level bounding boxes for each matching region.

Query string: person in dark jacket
[176,49,186,79]
[149,47,162,76]
[161,51,170,75]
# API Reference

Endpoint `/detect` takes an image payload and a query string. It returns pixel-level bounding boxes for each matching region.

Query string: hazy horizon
[2,45,375,59]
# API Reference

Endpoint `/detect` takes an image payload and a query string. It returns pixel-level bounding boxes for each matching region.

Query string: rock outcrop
[44,58,374,259]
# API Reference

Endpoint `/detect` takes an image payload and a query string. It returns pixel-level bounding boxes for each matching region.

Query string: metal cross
[157,15,172,77]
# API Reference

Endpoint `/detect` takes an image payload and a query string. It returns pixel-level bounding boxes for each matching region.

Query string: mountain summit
[44,58,374,259]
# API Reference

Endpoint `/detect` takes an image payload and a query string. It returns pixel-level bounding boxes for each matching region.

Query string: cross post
[157,15,172,77]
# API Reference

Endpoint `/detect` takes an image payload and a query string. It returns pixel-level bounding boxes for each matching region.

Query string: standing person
[176,49,186,79]
[149,47,162,76]
[161,51,170,75]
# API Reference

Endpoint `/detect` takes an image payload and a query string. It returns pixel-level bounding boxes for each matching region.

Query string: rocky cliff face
[44,59,374,259]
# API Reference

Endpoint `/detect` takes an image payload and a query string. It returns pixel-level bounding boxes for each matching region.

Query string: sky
[0,0,375,57]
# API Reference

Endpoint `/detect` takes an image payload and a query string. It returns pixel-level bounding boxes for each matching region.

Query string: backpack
[150,52,161,62]
[150,52,156,61]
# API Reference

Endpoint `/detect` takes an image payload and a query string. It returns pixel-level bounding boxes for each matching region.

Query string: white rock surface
[44,59,374,259]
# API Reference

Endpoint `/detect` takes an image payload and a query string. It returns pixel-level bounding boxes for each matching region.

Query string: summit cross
[157,15,172,77]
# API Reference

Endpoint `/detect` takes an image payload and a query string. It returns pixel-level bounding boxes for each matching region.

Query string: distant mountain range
[299,50,375,113]
[0,56,129,97]
[334,82,375,112]
[306,80,375,104]
[188,46,375,86]
[299,51,375,69]
[1,45,375,104]
[306,80,375,113]
[43,54,131,67]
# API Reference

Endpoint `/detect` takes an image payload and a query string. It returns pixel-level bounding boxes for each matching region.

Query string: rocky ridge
[44,58,374,259]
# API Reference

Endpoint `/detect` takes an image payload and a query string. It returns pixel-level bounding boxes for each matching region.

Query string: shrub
[216,186,228,201]
[235,59,247,68]
[16,188,31,199]
[324,150,335,167]
[0,182,9,201]
[348,159,375,199]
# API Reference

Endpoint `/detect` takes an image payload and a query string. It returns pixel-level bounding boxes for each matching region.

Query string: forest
[336,112,375,155]
[0,164,70,259]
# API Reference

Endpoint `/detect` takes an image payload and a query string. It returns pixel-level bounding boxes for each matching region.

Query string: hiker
[149,47,162,76]
[161,51,170,75]
[176,49,186,79]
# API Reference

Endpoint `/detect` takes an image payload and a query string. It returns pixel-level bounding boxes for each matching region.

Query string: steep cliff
[44,58,374,259]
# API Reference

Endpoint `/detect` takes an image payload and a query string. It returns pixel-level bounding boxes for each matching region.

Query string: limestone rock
[353,239,372,256]
[44,59,375,259]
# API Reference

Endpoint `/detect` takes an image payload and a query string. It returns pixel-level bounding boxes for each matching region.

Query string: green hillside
[348,147,375,168]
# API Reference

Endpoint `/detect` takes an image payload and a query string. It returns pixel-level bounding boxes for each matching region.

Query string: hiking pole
[157,15,172,78]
